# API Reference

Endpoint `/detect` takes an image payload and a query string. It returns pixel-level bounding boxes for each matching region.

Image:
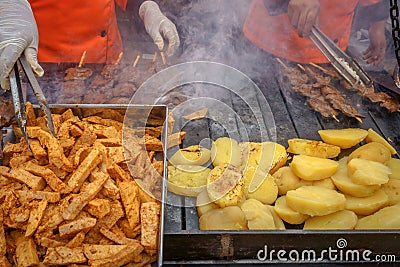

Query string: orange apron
[243,0,380,64]
[28,0,128,64]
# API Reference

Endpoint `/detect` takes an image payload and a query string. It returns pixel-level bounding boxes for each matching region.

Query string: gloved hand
[288,0,320,37]
[363,20,386,66]
[139,1,180,57]
[0,0,44,90]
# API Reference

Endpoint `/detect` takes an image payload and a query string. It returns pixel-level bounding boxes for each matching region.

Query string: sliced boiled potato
[331,157,380,197]
[167,165,211,197]
[287,138,340,158]
[211,137,242,167]
[240,142,287,174]
[303,210,358,230]
[274,196,309,224]
[267,205,286,230]
[272,166,312,195]
[348,142,391,164]
[386,158,400,180]
[355,205,400,229]
[196,189,219,217]
[286,186,346,216]
[312,178,336,190]
[168,145,211,166]
[207,164,244,208]
[244,170,278,205]
[365,128,397,155]
[345,190,389,216]
[318,128,368,149]
[348,158,391,186]
[381,179,400,205]
[199,206,247,230]
[240,199,275,230]
[290,154,339,181]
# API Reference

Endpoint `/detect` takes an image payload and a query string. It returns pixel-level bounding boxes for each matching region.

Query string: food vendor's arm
[139,1,180,56]
[0,0,43,90]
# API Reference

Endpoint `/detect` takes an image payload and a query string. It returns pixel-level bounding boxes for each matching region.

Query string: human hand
[363,20,386,66]
[139,1,180,57]
[287,0,320,37]
[0,0,44,90]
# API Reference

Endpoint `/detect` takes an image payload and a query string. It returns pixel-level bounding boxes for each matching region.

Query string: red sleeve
[115,0,128,10]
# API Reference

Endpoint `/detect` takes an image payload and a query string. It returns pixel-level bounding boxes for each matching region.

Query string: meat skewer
[298,64,364,123]
[276,58,340,121]
[309,62,341,80]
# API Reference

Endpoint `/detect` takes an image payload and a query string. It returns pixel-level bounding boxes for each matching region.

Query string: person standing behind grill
[0,0,180,89]
[243,0,387,66]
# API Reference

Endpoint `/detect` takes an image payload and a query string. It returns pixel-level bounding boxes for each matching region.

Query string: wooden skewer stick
[355,117,363,124]
[78,51,87,68]
[332,115,340,122]
[276,58,288,70]
[115,52,123,65]
[133,55,141,68]
[160,51,166,65]
[297,64,306,72]
[309,62,328,73]
[152,52,158,62]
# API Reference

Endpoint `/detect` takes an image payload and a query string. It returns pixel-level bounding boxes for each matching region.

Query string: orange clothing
[243,0,380,64]
[28,0,128,64]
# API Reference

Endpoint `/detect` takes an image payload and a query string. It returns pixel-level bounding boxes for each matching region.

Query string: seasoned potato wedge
[348,158,391,186]
[381,179,400,205]
[167,165,211,197]
[355,205,400,229]
[365,128,397,155]
[348,142,391,164]
[331,157,380,197]
[240,199,275,230]
[207,164,244,208]
[196,190,219,217]
[199,206,247,230]
[287,138,340,158]
[303,210,358,230]
[345,190,389,215]
[286,186,346,216]
[267,205,286,230]
[240,142,287,175]
[245,172,278,205]
[290,155,339,181]
[272,166,311,195]
[386,158,400,180]
[318,128,368,149]
[274,196,309,224]
[168,145,211,166]
[211,137,242,167]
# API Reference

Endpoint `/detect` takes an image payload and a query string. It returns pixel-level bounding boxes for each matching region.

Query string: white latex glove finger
[139,1,180,56]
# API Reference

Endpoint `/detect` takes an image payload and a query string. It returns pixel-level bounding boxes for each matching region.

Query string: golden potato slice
[345,190,389,215]
[207,164,244,208]
[312,178,336,190]
[386,158,400,180]
[211,137,242,167]
[267,206,286,230]
[318,128,368,149]
[168,145,211,166]
[348,142,391,164]
[272,166,311,195]
[348,158,391,186]
[245,173,278,205]
[196,190,219,217]
[303,210,358,230]
[331,158,380,197]
[287,138,340,158]
[199,206,247,230]
[381,179,400,205]
[274,196,309,224]
[240,199,275,230]
[290,155,339,181]
[167,165,211,197]
[365,128,397,155]
[286,186,346,216]
[355,205,400,229]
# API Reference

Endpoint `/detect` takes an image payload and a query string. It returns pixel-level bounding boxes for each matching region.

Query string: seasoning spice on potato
[287,138,341,158]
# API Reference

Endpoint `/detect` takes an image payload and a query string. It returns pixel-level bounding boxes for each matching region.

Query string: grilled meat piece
[64,67,93,81]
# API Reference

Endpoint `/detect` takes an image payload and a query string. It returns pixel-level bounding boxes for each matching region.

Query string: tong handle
[310,26,372,87]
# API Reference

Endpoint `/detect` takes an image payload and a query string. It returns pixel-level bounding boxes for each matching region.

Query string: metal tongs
[309,26,372,87]
[9,54,55,146]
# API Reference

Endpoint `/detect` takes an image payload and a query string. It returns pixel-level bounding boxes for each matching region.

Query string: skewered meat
[307,95,340,119]
[64,67,93,81]
[303,66,331,86]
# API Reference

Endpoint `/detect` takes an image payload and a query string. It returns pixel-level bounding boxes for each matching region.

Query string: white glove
[0,0,44,90]
[139,1,180,56]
